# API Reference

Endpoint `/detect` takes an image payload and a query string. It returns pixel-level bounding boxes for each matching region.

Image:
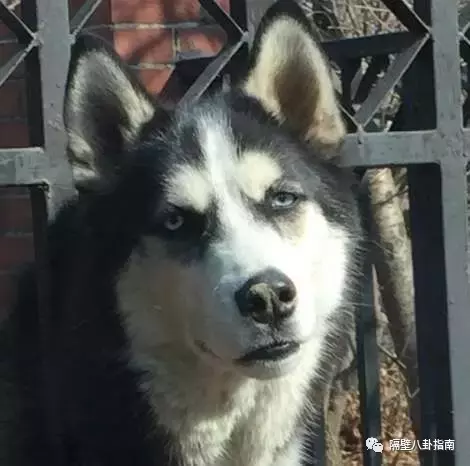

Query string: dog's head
[64,0,362,379]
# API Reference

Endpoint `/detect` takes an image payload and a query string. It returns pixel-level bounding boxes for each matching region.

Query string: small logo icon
[366,437,383,453]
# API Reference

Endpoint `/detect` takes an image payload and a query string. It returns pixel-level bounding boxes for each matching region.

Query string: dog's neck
[129,343,261,429]
[128,341,318,466]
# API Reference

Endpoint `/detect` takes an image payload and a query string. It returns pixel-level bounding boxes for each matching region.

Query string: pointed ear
[241,0,345,154]
[64,33,157,189]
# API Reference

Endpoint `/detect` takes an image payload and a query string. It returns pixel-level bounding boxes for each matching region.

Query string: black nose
[234,268,297,324]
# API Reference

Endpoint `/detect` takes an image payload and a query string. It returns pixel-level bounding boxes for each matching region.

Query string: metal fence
[0,0,469,465]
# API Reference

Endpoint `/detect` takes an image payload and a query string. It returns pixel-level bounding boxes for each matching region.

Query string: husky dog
[5,1,364,465]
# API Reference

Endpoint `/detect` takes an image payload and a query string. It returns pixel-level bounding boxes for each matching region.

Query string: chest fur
[133,352,316,466]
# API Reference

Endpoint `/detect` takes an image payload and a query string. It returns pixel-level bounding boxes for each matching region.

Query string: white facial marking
[116,95,352,466]
[186,114,350,363]
[163,127,283,212]
[236,151,282,202]
[165,166,212,212]
[118,111,351,368]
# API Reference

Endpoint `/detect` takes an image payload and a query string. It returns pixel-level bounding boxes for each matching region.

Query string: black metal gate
[332,2,470,465]
[0,1,469,465]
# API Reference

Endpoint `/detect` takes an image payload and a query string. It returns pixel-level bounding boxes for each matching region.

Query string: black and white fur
[4,1,364,465]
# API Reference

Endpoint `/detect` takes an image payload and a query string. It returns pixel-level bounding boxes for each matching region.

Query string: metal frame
[328,1,469,465]
[0,0,73,213]
[0,0,469,465]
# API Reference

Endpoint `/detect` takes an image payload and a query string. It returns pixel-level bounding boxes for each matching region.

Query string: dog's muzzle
[234,267,297,325]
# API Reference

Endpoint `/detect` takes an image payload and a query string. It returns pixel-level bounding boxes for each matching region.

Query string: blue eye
[163,212,185,231]
[270,192,299,209]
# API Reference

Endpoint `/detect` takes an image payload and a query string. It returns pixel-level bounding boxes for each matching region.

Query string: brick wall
[0,0,229,323]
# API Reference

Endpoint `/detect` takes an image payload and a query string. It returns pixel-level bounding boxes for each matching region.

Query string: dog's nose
[234,268,297,324]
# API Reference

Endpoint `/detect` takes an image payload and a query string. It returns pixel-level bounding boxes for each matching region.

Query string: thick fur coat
[0,2,364,465]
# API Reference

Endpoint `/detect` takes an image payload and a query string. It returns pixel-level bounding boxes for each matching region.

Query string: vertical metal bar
[440,158,470,466]
[356,192,382,466]
[408,163,454,466]
[429,0,463,136]
[22,0,74,215]
[21,1,73,463]
[395,27,450,465]
[30,184,64,466]
[412,3,467,466]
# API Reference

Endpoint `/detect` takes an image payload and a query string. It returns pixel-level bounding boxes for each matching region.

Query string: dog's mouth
[237,341,300,364]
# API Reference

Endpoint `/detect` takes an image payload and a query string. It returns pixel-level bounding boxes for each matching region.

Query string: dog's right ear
[64,34,157,189]
[241,0,345,154]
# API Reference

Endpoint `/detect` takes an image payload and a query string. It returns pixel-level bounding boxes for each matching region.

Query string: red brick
[114,28,174,64]
[0,195,33,232]
[138,67,174,94]
[0,121,29,148]
[111,0,200,24]
[0,78,26,118]
[68,0,111,25]
[178,26,226,56]
[0,235,34,269]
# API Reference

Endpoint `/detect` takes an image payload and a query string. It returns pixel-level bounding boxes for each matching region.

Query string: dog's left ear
[241,0,345,152]
[64,33,158,189]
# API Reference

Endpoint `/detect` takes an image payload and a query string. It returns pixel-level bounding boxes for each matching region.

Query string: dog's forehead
[163,105,284,212]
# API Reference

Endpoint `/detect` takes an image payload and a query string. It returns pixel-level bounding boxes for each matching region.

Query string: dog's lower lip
[238,342,300,363]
